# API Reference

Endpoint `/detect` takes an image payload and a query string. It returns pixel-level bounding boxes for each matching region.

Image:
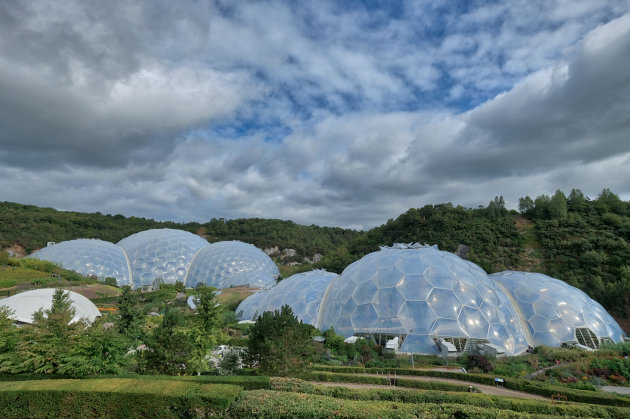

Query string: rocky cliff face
[264,247,322,265]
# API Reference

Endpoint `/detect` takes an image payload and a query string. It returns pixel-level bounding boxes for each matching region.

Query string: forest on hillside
[1,188,629,316]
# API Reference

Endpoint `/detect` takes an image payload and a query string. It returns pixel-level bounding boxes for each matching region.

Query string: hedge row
[311,365,630,406]
[93,373,271,390]
[304,371,478,393]
[281,382,630,419]
[230,390,551,418]
[0,379,241,418]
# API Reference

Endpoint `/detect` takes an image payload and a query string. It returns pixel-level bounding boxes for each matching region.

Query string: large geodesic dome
[28,239,132,286]
[186,241,279,289]
[235,290,268,321]
[317,245,530,356]
[0,288,101,324]
[254,270,339,325]
[117,229,210,288]
[491,271,625,348]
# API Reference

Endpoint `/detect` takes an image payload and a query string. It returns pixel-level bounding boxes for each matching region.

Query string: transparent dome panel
[317,245,529,355]
[491,271,626,346]
[235,291,268,321]
[186,241,279,289]
[253,270,337,325]
[28,239,131,286]
[117,229,209,289]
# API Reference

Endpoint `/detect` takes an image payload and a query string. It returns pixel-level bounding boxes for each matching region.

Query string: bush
[0,379,241,418]
[230,390,536,418]
[304,371,476,392]
[310,365,630,407]
[281,385,630,418]
[0,278,16,288]
[467,354,494,373]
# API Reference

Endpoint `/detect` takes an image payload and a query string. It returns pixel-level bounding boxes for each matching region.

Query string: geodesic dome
[186,241,279,289]
[255,270,339,325]
[28,239,132,286]
[0,288,101,324]
[316,245,530,356]
[117,229,209,289]
[490,271,625,348]
[235,290,268,321]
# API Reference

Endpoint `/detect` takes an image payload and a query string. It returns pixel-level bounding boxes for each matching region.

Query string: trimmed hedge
[304,371,478,393]
[0,378,241,418]
[230,390,550,418]
[298,385,630,418]
[94,373,271,390]
[312,365,630,406]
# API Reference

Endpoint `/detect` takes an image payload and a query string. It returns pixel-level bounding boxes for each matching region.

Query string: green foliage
[466,353,494,373]
[188,286,223,375]
[245,305,317,375]
[278,384,630,418]
[103,277,117,287]
[139,307,192,375]
[0,379,241,418]
[317,203,525,274]
[305,370,475,392]
[310,365,630,407]
[230,390,537,418]
[115,286,144,343]
[0,289,128,377]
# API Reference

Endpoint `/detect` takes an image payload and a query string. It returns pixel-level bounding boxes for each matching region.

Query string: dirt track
[312,373,548,400]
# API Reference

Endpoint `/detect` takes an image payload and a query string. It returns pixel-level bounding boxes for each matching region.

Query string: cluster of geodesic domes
[28,229,279,290]
[237,244,625,356]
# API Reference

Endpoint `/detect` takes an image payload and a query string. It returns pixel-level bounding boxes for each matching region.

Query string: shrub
[231,390,541,418]
[0,379,241,418]
[467,354,494,373]
[279,385,630,418]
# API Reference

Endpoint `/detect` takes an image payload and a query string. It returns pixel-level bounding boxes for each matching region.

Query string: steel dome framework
[28,239,132,286]
[186,241,279,289]
[316,245,531,356]
[251,270,338,325]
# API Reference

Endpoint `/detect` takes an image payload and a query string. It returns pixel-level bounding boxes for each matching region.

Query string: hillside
[1,188,629,316]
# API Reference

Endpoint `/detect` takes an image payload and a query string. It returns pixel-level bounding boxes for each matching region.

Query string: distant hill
[1,188,629,316]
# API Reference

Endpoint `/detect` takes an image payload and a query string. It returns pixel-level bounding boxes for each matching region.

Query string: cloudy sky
[1,0,629,229]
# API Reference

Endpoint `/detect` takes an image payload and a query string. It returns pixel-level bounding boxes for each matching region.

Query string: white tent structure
[0,288,101,324]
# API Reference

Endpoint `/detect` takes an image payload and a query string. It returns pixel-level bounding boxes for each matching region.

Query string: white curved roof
[0,288,101,324]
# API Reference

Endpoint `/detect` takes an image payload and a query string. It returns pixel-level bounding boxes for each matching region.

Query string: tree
[0,306,17,357]
[4,289,89,374]
[549,190,568,219]
[188,286,223,375]
[518,196,534,214]
[116,286,144,344]
[139,306,192,375]
[245,305,316,375]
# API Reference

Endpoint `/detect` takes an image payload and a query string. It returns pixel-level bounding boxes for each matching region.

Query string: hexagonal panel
[395,256,426,275]
[532,300,559,320]
[373,287,405,317]
[375,266,405,288]
[453,281,483,308]
[557,302,584,325]
[398,301,436,334]
[396,274,433,301]
[427,288,461,319]
[352,280,378,305]
[549,317,574,342]
[430,318,466,337]
[351,304,377,331]
[425,266,456,289]
[459,306,489,338]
